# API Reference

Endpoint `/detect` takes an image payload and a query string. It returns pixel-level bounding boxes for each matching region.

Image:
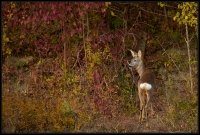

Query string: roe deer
[128,50,155,123]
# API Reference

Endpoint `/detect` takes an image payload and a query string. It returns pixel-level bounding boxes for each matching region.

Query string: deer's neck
[136,62,144,77]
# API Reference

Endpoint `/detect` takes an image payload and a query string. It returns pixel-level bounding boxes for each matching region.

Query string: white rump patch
[140,83,152,90]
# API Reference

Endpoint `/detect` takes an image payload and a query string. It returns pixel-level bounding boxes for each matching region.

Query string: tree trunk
[137,31,147,60]
[185,24,193,93]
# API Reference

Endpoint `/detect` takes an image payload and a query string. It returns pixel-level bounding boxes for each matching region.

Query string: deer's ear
[130,50,136,57]
[138,50,142,59]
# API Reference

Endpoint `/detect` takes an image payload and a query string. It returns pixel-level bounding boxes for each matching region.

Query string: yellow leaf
[126,73,131,78]
[105,2,108,7]
[105,2,111,7]
[111,11,116,16]
[20,35,25,39]
[173,16,176,21]
[11,3,16,9]
[6,48,12,55]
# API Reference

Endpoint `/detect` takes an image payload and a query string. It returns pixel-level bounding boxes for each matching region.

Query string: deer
[128,50,155,123]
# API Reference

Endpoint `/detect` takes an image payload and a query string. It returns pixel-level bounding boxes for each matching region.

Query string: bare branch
[132,4,173,18]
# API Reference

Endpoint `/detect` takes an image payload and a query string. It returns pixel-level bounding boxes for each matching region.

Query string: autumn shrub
[158,46,198,132]
[2,2,106,58]
[116,68,137,114]
[164,84,198,132]
[2,90,80,133]
[2,56,80,133]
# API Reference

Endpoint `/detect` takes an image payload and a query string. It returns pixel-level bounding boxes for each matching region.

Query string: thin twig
[86,13,89,41]
[138,22,154,28]
[189,34,195,43]
[72,46,84,69]
[82,16,87,68]
[127,23,139,33]
[159,41,181,72]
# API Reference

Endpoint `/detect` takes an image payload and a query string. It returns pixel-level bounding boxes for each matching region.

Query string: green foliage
[111,17,123,30]
[108,15,123,30]
[168,29,182,42]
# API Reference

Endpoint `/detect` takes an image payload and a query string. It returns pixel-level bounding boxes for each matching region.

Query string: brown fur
[128,50,155,123]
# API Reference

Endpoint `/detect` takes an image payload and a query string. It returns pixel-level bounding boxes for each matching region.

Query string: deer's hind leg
[138,88,145,123]
[144,91,151,120]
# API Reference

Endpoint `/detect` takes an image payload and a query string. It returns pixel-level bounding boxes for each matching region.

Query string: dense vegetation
[2,2,198,133]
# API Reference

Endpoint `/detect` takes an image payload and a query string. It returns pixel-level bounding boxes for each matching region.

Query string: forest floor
[80,112,167,133]
[77,90,172,133]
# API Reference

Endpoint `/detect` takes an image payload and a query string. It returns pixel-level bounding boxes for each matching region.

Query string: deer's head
[128,50,143,68]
